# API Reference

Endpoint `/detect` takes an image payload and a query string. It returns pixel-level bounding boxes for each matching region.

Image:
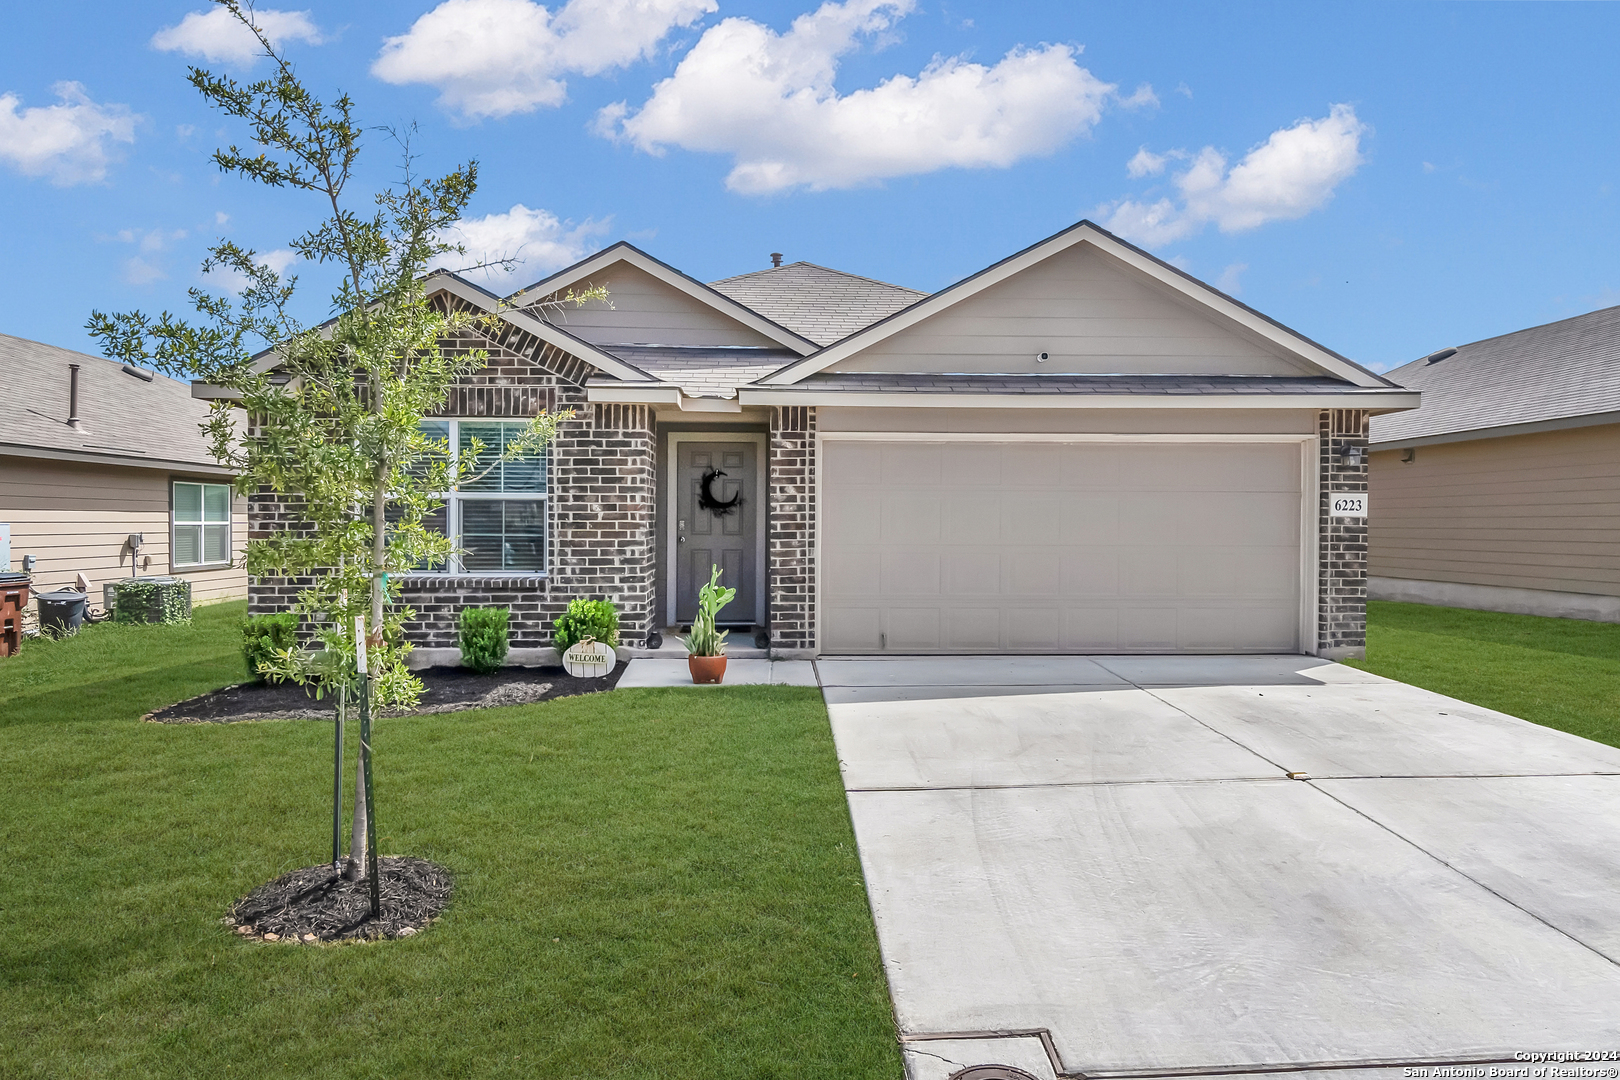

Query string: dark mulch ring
[226,856,453,943]
[145,661,627,724]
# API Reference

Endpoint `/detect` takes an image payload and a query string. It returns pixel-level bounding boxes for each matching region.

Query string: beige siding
[828,243,1314,377]
[1369,423,1620,596]
[818,407,1320,435]
[534,262,781,348]
[0,455,247,604]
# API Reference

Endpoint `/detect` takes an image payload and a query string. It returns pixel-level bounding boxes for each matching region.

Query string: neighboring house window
[173,481,232,568]
[412,419,548,575]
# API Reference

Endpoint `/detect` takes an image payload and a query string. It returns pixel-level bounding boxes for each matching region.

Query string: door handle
[678,534,686,544]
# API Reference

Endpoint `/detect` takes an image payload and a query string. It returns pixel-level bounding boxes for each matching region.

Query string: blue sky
[2,0,1617,373]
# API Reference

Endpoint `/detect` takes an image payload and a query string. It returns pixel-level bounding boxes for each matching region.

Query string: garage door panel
[882,493,942,544]
[825,440,883,484]
[1065,607,1121,650]
[821,440,1304,654]
[1180,605,1297,650]
[886,607,942,650]
[1008,549,1062,596]
[826,606,882,651]
[883,444,943,485]
[1120,607,1179,650]
[1061,494,1120,544]
[882,550,941,595]
[1059,445,1123,490]
[945,608,1003,650]
[999,444,1062,488]
[1061,549,1120,596]
[825,490,883,545]
[1007,608,1064,650]
[944,549,1002,596]
[825,549,881,594]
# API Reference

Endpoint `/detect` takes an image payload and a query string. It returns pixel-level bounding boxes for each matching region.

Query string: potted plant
[683,565,735,684]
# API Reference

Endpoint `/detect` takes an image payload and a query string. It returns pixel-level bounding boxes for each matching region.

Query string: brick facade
[1317,408,1370,658]
[767,406,817,656]
[246,330,659,650]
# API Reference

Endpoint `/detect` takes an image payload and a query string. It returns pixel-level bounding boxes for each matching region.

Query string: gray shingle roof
[599,345,798,399]
[708,262,927,347]
[1369,305,1620,446]
[780,373,1407,397]
[0,333,227,471]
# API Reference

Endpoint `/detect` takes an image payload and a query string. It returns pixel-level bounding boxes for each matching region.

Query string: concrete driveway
[818,656,1620,1079]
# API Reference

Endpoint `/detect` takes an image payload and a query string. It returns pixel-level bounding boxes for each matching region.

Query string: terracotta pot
[688,654,727,684]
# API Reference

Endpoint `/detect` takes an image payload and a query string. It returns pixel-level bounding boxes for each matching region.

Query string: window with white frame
[410,419,548,575]
[173,481,232,568]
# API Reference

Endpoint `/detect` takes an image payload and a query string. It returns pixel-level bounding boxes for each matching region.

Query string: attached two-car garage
[819,437,1311,654]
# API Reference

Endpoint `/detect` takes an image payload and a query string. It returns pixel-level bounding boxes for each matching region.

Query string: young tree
[88,0,590,914]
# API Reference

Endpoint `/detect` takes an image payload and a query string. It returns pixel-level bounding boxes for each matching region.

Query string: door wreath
[698,468,743,516]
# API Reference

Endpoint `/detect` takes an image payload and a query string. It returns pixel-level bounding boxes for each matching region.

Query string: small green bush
[553,599,619,653]
[241,612,297,683]
[460,606,510,674]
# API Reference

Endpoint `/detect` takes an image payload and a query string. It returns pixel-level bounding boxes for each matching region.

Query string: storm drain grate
[947,1067,1041,1080]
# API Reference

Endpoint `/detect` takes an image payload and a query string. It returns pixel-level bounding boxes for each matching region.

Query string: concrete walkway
[615,657,818,688]
[818,655,1620,1079]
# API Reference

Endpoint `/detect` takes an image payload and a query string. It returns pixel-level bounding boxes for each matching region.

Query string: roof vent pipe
[68,363,82,428]
[770,252,783,268]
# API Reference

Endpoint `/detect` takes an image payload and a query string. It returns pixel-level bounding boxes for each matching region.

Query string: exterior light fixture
[1340,445,1364,467]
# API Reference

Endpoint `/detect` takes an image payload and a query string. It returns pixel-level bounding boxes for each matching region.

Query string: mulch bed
[146,661,626,724]
[226,857,452,942]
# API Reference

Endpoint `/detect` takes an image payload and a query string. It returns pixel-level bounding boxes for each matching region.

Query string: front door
[674,440,759,626]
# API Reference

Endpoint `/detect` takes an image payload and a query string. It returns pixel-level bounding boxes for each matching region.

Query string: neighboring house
[0,333,247,606]
[1368,305,1620,622]
[226,220,1416,660]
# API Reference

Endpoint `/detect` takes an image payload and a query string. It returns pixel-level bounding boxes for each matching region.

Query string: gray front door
[675,441,759,625]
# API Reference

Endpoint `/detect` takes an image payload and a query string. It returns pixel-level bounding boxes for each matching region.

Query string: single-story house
[1369,304,1620,621]
[226,220,1417,659]
[0,332,248,609]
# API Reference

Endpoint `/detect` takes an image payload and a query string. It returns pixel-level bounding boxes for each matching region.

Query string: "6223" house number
[1330,493,1368,518]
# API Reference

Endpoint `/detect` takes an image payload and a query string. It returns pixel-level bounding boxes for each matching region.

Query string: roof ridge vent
[1425,347,1458,364]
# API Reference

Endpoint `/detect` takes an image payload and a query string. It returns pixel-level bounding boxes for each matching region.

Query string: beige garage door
[821,439,1305,653]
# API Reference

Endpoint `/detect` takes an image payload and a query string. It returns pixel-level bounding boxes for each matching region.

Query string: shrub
[241,612,297,683]
[460,607,510,674]
[553,599,619,654]
[113,577,192,625]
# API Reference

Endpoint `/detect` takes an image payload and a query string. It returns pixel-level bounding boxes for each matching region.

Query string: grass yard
[0,601,901,1079]
[1349,600,1620,750]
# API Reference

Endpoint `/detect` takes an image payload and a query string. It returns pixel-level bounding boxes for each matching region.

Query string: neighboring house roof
[1370,305,1620,448]
[707,262,928,347]
[756,219,1402,391]
[0,332,230,474]
[507,242,821,355]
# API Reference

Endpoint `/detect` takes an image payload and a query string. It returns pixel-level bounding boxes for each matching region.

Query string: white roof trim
[1368,409,1620,451]
[506,243,820,357]
[0,441,234,476]
[737,388,1422,411]
[427,273,655,384]
[758,220,1390,389]
[585,382,745,413]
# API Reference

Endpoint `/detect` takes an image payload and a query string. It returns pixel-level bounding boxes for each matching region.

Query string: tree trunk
[332,686,345,870]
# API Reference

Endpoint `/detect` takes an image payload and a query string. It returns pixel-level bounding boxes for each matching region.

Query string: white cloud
[151,8,324,64]
[201,247,298,292]
[123,257,167,286]
[1215,261,1247,295]
[1126,146,1166,178]
[114,226,189,253]
[0,82,137,185]
[372,0,717,120]
[601,0,1115,194]
[1099,104,1367,247]
[1119,83,1158,109]
[432,204,610,286]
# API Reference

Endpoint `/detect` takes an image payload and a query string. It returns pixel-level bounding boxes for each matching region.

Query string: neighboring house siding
[0,455,247,604]
[1369,422,1620,597]
[245,335,661,650]
[826,244,1312,378]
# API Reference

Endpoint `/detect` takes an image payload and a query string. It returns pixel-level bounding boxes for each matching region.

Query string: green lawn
[0,601,900,1079]
[1349,600,1620,749]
